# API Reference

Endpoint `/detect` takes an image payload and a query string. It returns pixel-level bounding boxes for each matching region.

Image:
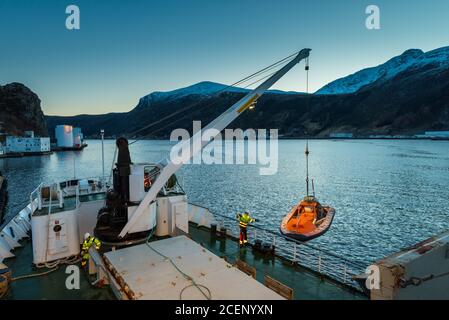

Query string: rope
[107,146,118,186]
[11,267,59,282]
[305,57,310,93]
[401,270,449,288]
[11,255,81,282]
[35,256,81,269]
[145,229,212,300]
[179,283,212,300]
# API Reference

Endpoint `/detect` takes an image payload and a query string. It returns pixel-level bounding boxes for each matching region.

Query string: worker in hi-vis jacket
[236,211,257,245]
[81,233,101,268]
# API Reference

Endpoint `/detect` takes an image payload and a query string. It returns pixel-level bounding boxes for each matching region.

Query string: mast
[101,129,105,182]
[118,48,311,238]
[305,140,309,196]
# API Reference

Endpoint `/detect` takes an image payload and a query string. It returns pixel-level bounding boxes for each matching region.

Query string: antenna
[312,179,315,197]
[305,140,309,196]
[101,129,105,182]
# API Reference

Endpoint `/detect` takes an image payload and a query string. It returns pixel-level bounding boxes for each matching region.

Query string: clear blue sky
[1,0,448,116]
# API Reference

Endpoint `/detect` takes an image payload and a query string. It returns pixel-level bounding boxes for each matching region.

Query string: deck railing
[29,177,107,215]
[29,182,44,212]
[211,211,367,291]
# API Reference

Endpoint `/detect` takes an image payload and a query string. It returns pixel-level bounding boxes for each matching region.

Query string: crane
[118,48,311,238]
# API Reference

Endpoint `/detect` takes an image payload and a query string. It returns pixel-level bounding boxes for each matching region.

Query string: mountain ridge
[3,46,448,139]
[316,46,449,95]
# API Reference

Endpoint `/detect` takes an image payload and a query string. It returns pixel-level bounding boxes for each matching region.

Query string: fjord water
[1,139,448,266]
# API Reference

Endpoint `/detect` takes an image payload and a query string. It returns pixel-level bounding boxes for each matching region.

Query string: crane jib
[118,48,311,238]
[237,94,260,113]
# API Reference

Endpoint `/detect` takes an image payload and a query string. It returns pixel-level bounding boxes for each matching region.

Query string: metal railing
[29,182,44,212]
[60,177,108,196]
[29,177,107,215]
[211,211,367,290]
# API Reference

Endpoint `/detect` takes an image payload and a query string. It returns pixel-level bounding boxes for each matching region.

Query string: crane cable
[105,51,301,181]
[400,270,449,288]
[305,57,310,93]
[99,50,304,182]
[125,50,301,142]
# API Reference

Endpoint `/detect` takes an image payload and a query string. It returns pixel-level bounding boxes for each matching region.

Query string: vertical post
[38,185,42,210]
[305,141,309,197]
[73,156,76,179]
[58,183,63,208]
[30,194,34,212]
[75,184,80,207]
[101,129,105,182]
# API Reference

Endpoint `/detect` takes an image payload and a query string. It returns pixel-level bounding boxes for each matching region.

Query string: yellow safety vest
[237,213,255,228]
[82,236,101,253]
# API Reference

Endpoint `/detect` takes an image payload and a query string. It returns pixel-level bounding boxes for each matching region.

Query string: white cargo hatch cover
[103,235,284,300]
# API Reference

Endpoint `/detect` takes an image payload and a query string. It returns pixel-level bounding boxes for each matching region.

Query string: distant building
[424,131,449,138]
[72,127,84,148]
[5,131,50,153]
[55,125,74,147]
[24,131,35,138]
[329,132,353,139]
[415,131,449,139]
[55,125,85,149]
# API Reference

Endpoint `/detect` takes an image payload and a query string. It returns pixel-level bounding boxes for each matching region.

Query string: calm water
[1,139,448,265]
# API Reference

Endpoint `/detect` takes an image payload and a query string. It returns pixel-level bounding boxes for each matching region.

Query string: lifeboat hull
[280,205,335,242]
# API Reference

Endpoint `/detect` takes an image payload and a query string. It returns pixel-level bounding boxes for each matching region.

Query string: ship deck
[3,224,366,300]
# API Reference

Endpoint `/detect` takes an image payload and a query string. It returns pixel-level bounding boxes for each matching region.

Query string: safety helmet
[84,232,91,240]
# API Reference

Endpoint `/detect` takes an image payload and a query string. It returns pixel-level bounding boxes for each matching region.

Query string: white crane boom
[119,48,311,238]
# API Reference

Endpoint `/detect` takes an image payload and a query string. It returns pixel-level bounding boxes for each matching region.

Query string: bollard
[210,223,217,237]
[253,239,263,251]
[219,227,227,239]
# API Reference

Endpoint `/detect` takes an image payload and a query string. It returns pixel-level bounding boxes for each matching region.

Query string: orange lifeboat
[280,196,335,241]
[280,142,335,241]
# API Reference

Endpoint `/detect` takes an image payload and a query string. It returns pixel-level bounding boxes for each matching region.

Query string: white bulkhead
[155,194,189,237]
[127,202,157,234]
[31,209,80,265]
[129,164,145,203]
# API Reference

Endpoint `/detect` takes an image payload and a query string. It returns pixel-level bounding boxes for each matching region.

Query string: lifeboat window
[304,206,314,213]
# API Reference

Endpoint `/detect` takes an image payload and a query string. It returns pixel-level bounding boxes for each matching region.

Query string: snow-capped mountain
[316,46,449,95]
[139,81,301,106]
[47,45,449,138]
